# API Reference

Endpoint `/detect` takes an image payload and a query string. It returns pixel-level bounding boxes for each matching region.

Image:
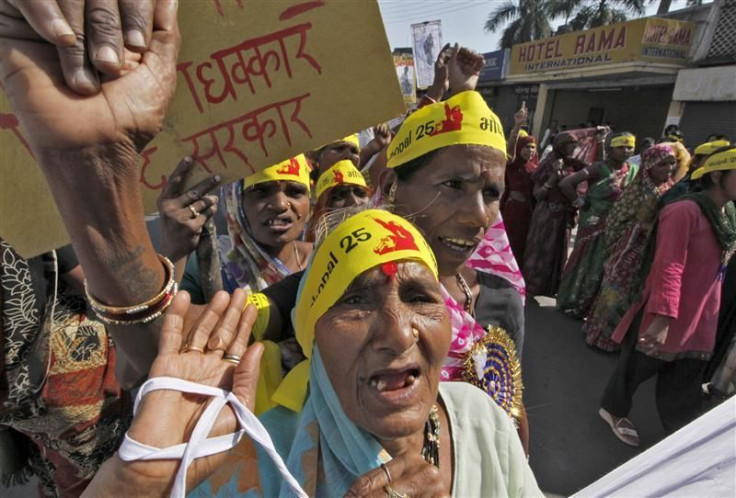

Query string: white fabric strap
[118,377,306,498]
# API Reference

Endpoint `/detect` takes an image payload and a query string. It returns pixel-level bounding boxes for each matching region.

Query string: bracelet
[86,253,178,325]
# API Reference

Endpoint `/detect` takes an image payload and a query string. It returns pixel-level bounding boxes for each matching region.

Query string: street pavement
[525,296,666,496]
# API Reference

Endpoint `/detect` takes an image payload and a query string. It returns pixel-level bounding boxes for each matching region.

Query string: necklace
[293,243,303,271]
[456,273,474,315]
[421,405,440,467]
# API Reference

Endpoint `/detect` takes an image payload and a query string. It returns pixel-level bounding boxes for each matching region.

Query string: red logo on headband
[277,158,301,176]
[333,170,345,184]
[429,104,463,136]
[372,217,418,255]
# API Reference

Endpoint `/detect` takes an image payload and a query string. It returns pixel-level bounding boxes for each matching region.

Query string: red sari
[501,135,538,262]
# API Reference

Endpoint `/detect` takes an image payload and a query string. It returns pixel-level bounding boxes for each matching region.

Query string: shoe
[599,408,640,447]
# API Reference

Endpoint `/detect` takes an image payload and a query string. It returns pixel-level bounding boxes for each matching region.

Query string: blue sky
[379,0,691,53]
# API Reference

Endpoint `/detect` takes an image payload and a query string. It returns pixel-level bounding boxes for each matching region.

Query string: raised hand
[158,157,222,264]
[0,0,178,153]
[514,101,528,127]
[0,0,155,95]
[85,289,265,495]
[448,43,484,95]
[426,42,451,101]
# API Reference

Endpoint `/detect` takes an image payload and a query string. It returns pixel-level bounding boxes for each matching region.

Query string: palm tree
[568,0,647,30]
[484,0,553,49]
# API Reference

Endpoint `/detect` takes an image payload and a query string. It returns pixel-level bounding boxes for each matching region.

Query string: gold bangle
[85,254,175,315]
[86,254,178,325]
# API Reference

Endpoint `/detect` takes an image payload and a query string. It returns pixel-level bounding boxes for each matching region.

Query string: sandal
[599,408,640,447]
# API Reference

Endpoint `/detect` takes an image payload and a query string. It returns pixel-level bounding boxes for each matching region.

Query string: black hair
[706,133,729,142]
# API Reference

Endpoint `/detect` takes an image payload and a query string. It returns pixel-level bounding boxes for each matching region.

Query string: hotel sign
[509,17,694,76]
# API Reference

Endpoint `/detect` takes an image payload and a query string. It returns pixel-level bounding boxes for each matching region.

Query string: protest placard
[1,0,404,258]
[411,20,442,89]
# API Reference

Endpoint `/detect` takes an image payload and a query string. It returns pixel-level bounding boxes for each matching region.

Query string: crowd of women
[0,1,734,497]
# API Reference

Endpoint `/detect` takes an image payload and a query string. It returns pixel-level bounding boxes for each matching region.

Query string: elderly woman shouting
[84,210,541,496]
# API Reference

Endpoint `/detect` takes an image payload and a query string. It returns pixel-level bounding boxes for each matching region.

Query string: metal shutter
[679,102,736,145]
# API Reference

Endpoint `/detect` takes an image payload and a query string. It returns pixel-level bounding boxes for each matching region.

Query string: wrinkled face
[318,141,360,176]
[241,180,310,248]
[610,145,634,163]
[648,154,677,184]
[393,145,506,276]
[315,262,450,440]
[520,143,536,161]
[326,185,371,209]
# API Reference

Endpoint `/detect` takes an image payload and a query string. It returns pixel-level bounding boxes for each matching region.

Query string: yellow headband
[386,91,507,169]
[243,154,311,191]
[694,140,730,157]
[271,209,437,411]
[611,135,635,148]
[315,160,368,201]
[691,147,736,180]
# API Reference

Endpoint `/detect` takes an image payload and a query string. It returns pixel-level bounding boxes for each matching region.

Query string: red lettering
[574,35,585,55]
[586,34,596,53]
[180,93,313,172]
[598,29,614,51]
[614,27,626,49]
[0,112,35,159]
[555,40,563,57]
[545,41,555,59]
[519,46,528,62]
[280,0,325,20]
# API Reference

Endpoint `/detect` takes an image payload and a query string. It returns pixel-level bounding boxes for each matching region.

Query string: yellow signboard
[509,17,694,76]
[1,0,404,258]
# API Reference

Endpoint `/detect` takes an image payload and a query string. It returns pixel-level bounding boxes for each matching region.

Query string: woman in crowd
[661,139,730,205]
[523,132,599,297]
[180,155,313,303]
[307,159,372,241]
[599,146,736,446]
[583,144,677,351]
[85,210,541,497]
[501,106,539,262]
[1,240,127,497]
[555,132,638,317]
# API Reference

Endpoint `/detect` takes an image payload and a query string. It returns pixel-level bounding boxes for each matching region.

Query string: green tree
[484,0,553,48]
[568,0,647,30]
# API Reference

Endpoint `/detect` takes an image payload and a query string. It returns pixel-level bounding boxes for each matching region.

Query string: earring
[387,182,398,205]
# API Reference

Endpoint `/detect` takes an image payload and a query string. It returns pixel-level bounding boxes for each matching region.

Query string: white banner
[411,20,443,89]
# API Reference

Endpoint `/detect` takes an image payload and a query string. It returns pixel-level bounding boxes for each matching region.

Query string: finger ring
[184,345,205,354]
[189,205,200,218]
[223,354,242,365]
[380,462,392,483]
[384,485,408,498]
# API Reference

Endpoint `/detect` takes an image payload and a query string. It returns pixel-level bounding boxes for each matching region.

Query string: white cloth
[118,377,306,498]
[574,397,736,497]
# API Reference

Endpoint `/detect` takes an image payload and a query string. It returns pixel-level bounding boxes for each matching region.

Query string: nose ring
[287,201,292,209]
[412,328,419,339]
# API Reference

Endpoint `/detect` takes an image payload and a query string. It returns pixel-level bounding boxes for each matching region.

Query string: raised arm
[507,102,528,161]
[559,164,600,203]
[0,0,183,387]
